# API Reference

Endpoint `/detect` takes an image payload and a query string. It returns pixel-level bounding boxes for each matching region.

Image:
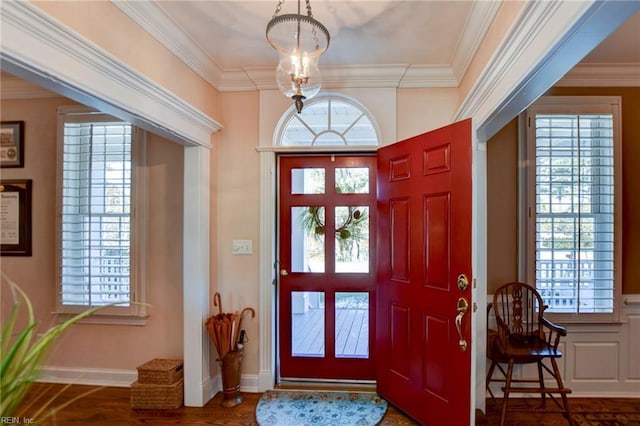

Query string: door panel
[389,199,410,281]
[376,119,472,425]
[424,193,450,288]
[279,155,377,380]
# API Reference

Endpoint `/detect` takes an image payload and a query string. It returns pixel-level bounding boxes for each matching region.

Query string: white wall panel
[627,315,640,380]
[573,343,619,380]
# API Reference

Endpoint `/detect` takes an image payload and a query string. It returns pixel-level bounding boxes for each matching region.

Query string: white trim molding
[183,145,213,406]
[39,367,255,395]
[0,1,221,147]
[258,150,277,391]
[456,0,640,141]
[624,294,640,308]
[39,366,137,388]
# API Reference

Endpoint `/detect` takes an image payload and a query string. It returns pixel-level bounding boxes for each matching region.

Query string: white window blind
[525,96,622,321]
[60,119,132,307]
[534,113,614,313]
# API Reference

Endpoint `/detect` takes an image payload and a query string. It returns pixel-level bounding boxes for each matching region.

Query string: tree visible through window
[525,97,621,320]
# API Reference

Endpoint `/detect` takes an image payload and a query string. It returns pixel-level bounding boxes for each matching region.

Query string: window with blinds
[61,122,132,306]
[57,107,147,318]
[525,97,621,320]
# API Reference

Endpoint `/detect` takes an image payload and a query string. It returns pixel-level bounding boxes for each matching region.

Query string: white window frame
[55,106,148,323]
[274,93,380,150]
[521,96,622,323]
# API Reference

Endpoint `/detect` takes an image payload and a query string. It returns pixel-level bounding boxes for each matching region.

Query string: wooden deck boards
[292,307,369,358]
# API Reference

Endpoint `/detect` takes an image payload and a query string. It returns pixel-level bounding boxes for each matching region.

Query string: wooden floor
[18,384,640,425]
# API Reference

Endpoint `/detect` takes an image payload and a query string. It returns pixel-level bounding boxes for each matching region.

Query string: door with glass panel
[278,155,376,380]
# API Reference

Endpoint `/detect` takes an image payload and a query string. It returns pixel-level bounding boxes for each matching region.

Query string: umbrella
[205,293,255,360]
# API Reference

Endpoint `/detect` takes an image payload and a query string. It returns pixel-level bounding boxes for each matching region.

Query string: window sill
[55,312,149,326]
[555,320,626,334]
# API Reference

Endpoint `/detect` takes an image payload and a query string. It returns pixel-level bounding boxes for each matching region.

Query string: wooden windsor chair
[486,282,574,426]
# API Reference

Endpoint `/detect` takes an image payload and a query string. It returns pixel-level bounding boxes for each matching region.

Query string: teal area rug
[256,390,388,426]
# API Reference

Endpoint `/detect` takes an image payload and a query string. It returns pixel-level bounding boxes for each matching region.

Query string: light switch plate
[232,239,253,255]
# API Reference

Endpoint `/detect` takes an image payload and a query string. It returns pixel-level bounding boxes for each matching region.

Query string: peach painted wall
[0,94,185,370]
[31,1,220,123]
[215,91,261,375]
[486,87,640,295]
[397,87,461,140]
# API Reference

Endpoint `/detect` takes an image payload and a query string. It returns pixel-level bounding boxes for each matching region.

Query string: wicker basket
[136,358,183,385]
[130,378,184,409]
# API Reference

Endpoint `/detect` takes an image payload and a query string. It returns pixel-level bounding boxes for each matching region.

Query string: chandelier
[266,0,330,113]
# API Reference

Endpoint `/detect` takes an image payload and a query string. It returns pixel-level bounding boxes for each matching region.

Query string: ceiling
[113,1,640,91]
[2,2,639,97]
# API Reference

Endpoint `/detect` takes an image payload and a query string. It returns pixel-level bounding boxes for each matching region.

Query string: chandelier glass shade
[266,0,330,113]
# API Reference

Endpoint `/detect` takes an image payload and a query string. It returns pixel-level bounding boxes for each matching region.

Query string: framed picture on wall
[1,121,25,168]
[1,180,32,256]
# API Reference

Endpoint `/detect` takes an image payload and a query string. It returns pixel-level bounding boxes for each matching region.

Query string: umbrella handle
[213,292,223,315]
[237,307,256,338]
[241,307,255,319]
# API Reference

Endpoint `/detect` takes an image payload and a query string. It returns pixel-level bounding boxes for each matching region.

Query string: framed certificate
[1,180,32,256]
[1,121,25,168]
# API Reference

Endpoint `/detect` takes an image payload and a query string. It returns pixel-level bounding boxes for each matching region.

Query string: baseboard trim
[38,366,137,388]
[38,366,257,395]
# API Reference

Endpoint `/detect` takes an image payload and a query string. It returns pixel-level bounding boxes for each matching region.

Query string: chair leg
[500,359,515,426]
[486,360,497,401]
[550,357,574,425]
[537,360,546,407]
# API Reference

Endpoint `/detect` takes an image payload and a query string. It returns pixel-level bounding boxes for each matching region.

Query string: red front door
[376,119,473,425]
[278,155,377,380]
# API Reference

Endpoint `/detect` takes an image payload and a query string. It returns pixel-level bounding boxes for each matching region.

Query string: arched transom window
[277,96,379,147]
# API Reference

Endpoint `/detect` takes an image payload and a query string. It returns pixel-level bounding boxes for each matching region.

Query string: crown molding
[225,68,265,91]
[113,1,224,89]
[0,1,221,147]
[322,65,410,89]
[400,65,458,88]
[556,63,640,87]
[450,0,502,83]
[243,64,458,91]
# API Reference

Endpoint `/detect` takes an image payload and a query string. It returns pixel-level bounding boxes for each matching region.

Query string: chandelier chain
[304,0,321,50]
[305,0,313,17]
[272,0,284,18]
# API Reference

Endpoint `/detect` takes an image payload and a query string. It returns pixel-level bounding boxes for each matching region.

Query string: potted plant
[1,273,113,422]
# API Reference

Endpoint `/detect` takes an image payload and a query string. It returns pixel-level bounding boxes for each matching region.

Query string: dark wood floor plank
[20,384,640,426]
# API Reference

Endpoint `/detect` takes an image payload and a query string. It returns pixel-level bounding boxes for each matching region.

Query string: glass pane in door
[291,206,325,273]
[335,167,369,193]
[292,291,325,357]
[335,206,369,273]
[335,292,369,358]
[291,168,325,194]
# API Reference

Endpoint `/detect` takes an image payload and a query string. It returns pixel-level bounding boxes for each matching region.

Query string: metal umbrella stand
[205,293,255,407]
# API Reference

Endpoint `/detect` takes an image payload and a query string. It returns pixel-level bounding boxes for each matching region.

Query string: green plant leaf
[0,273,145,418]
